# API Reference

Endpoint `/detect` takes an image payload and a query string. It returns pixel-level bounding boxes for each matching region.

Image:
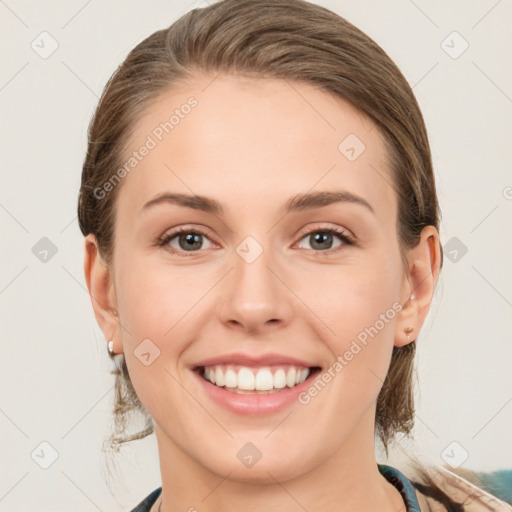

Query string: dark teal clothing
[379,464,422,512]
[130,487,162,512]
[130,464,421,511]
[475,469,512,504]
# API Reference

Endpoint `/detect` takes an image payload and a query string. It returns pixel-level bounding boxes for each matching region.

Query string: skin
[84,75,441,511]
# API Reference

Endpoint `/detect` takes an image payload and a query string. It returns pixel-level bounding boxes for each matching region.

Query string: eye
[157,225,355,257]
[157,227,215,256]
[296,226,355,254]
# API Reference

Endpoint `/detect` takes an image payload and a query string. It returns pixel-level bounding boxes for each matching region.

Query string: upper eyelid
[295,224,353,240]
[159,225,215,243]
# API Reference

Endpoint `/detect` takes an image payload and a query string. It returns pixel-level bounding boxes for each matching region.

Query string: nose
[217,240,293,334]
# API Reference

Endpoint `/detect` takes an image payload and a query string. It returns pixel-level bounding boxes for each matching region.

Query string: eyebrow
[141,190,374,216]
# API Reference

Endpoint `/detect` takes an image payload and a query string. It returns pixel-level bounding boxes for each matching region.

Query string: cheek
[115,263,206,421]
[115,254,209,343]
[300,249,403,396]
[301,251,403,341]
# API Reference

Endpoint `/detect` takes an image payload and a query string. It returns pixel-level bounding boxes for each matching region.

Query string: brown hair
[78,0,450,502]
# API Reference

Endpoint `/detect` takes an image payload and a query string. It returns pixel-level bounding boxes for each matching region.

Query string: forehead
[116,74,396,221]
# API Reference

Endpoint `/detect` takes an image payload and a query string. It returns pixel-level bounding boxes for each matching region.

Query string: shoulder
[412,465,512,512]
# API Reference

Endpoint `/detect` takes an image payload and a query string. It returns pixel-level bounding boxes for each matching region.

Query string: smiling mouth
[194,364,322,394]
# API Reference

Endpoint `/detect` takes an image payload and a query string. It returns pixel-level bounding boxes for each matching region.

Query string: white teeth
[238,368,255,390]
[255,368,274,390]
[286,367,296,387]
[202,365,312,392]
[215,367,224,387]
[273,369,287,389]
[224,369,237,388]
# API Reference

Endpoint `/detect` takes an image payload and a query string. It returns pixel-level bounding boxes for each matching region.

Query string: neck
[153,415,405,512]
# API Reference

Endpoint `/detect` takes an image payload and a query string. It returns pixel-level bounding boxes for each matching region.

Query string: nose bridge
[219,233,291,329]
[234,234,279,303]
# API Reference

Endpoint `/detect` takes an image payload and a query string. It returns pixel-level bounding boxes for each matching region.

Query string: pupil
[180,233,202,251]
[311,232,332,250]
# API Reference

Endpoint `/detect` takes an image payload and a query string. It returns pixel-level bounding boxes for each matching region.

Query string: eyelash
[156,225,355,257]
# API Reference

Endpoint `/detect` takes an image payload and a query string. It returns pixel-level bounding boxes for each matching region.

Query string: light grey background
[1,1,511,510]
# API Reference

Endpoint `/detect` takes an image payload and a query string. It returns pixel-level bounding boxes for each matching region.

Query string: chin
[201,449,317,485]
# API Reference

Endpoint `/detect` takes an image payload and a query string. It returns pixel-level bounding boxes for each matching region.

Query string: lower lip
[192,369,318,416]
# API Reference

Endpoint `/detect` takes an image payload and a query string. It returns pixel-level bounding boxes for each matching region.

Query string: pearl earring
[404,327,414,340]
[107,340,115,355]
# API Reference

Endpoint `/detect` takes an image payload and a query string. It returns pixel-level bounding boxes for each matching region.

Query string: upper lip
[192,352,319,369]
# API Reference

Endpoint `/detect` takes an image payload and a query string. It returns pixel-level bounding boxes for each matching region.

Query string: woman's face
[97,75,419,482]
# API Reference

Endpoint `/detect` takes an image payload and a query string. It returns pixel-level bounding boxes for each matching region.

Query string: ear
[394,225,442,347]
[83,234,122,354]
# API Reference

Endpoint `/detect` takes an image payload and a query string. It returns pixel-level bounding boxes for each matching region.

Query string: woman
[78,0,511,510]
